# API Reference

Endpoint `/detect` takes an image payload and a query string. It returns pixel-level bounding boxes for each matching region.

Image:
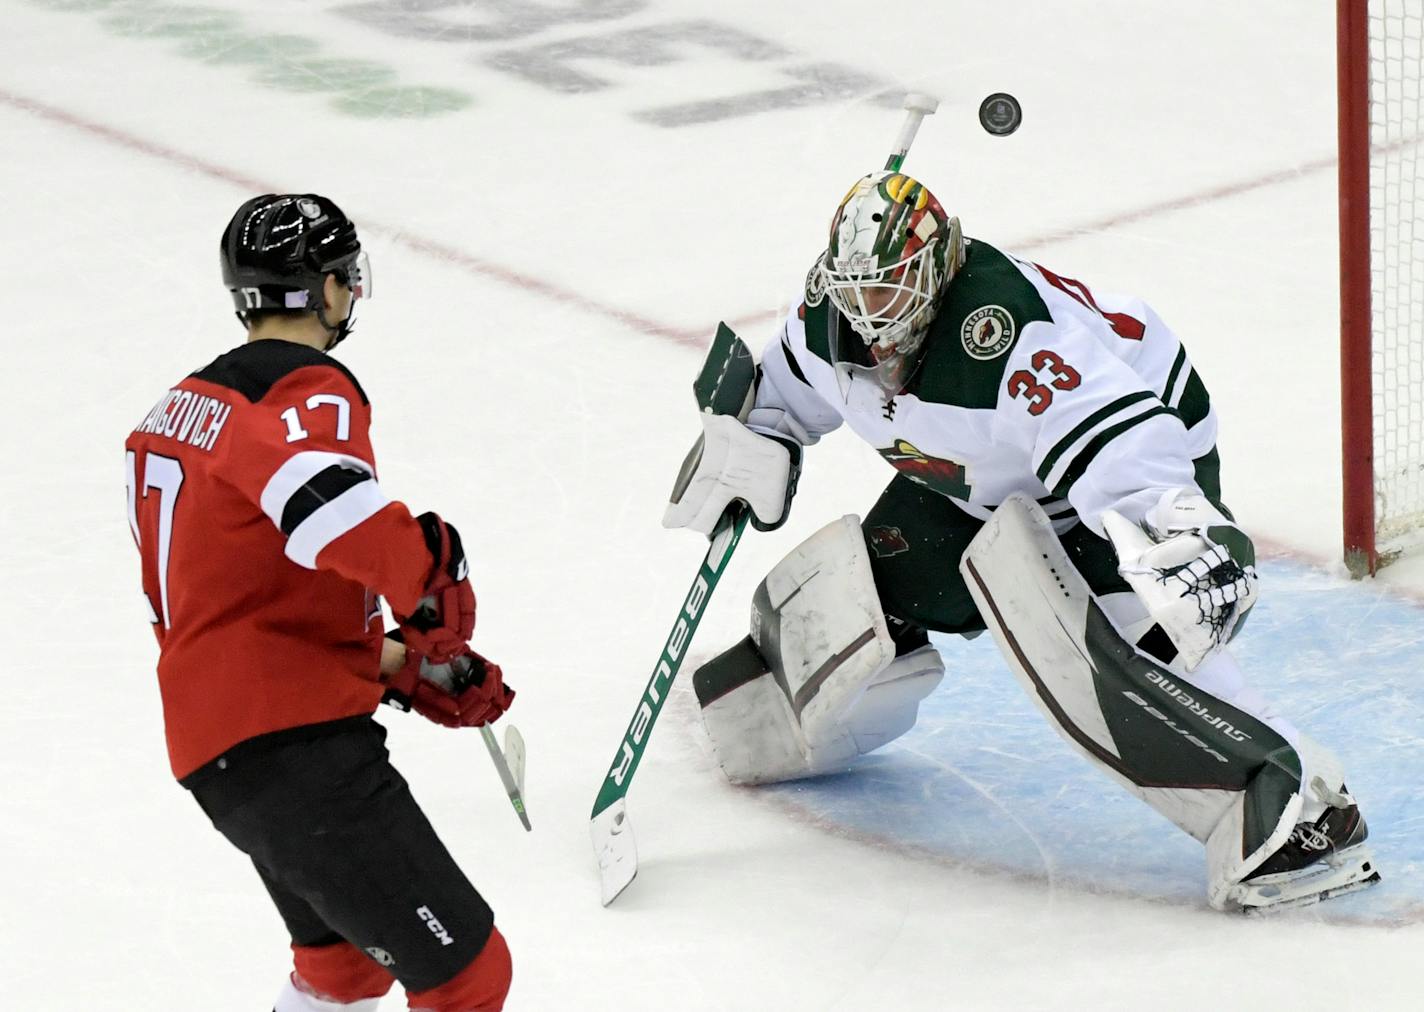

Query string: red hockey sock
[406,925,512,1012]
[291,940,396,1003]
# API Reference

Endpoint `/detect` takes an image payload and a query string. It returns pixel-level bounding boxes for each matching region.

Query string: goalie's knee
[693,516,944,785]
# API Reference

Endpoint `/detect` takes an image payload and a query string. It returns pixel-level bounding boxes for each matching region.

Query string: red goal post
[1338,0,1424,577]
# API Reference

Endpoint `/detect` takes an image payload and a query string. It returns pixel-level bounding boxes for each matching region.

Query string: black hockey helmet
[220,194,369,345]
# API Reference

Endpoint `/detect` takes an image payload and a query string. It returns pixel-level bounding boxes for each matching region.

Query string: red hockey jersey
[125,340,436,779]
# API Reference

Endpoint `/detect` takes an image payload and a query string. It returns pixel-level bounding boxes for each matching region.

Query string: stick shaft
[589,507,748,820]
[884,93,940,172]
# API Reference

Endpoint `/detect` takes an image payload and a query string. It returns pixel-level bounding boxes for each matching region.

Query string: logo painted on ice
[961,305,1016,360]
[417,905,454,947]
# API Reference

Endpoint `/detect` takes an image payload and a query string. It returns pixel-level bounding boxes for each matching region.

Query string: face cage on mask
[822,242,941,355]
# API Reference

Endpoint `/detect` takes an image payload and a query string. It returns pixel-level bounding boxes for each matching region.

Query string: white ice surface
[1,1,1421,1009]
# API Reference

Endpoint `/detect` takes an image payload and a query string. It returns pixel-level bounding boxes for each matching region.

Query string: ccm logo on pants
[417,905,454,946]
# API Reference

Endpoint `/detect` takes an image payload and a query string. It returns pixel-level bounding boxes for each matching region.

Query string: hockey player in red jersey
[125,194,514,1011]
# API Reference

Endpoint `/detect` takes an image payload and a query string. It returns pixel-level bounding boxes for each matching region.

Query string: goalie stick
[589,321,756,905]
[590,94,942,905]
[590,506,748,905]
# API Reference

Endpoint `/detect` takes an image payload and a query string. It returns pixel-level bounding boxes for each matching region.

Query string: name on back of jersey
[133,387,232,452]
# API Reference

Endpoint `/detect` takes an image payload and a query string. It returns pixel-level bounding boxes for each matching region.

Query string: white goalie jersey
[746,238,1222,535]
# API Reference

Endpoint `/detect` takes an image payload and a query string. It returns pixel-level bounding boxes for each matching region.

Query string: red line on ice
[0,88,707,348]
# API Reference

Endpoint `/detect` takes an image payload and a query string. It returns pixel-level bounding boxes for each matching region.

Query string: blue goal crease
[763,558,1424,923]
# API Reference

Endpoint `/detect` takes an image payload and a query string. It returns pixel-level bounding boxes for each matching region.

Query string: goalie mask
[818,171,964,395]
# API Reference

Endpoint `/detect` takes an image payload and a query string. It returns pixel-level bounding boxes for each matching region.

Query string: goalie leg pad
[694,516,942,784]
[960,495,1322,886]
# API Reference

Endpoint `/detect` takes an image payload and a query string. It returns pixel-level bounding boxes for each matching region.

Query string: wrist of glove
[394,512,476,663]
[382,641,515,729]
[1102,489,1259,671]
[662,412,802,535]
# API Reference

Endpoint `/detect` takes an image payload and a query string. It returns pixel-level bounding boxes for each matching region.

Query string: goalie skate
[1222,786,1381,914]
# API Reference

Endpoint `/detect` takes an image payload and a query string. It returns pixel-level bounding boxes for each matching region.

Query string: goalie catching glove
[383,641,515,728]
[1102,488,1259,671]
[663,413,802,535]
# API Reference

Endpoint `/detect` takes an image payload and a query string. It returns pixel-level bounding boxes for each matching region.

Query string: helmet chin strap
[315,300,356,350]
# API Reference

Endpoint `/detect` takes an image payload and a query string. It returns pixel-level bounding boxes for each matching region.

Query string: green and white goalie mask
[818,171,964,396]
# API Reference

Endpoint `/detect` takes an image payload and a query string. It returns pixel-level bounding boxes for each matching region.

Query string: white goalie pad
[960,493,1318,907]
[697,515,943,784]
[755,515,897,743]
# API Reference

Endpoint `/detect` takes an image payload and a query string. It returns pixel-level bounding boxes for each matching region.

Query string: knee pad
[407,925,512,1012]
[693,516,942,784]
[277,941,393,1010]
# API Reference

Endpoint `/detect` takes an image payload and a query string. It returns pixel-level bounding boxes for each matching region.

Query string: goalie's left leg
[963,493,1379,913]
[692,515,944,785]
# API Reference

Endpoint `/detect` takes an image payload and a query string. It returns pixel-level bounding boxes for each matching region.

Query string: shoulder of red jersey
[189,341,370,406]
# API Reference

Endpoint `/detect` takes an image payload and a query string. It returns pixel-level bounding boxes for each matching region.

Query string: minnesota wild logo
[867,525,911,559]
[878,440,971,499]
[962,305,1015,360]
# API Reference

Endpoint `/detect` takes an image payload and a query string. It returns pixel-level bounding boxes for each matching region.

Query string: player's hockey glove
[1102,489,1259,671]
[396,511,476,663]
[383,643,515,728]
[663,413,802,535]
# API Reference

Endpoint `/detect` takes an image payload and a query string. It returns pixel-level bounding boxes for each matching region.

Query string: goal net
[1339,0,1424,575]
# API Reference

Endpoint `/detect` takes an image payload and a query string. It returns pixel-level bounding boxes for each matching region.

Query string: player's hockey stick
[589,505,749,905]
[434,647,532,832]
[480,723,531,831]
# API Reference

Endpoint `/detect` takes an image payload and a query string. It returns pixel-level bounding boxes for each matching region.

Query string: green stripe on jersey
[1161,344,1188,401]
[1175,369,1212,429]
[1050,406,1177,498]
[1193,445,1223,505]
[1036,391,1157,485]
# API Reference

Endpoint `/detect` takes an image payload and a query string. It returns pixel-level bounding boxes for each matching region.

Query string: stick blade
[481,723,532,832]
[503,725,527,794]
[591,799,638,906]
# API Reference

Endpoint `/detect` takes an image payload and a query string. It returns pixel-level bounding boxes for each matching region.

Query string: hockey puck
[979,93,1022,136]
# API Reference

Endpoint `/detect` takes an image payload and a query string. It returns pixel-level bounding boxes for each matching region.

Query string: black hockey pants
[861,475,1133,637]
[184,715,493,993]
